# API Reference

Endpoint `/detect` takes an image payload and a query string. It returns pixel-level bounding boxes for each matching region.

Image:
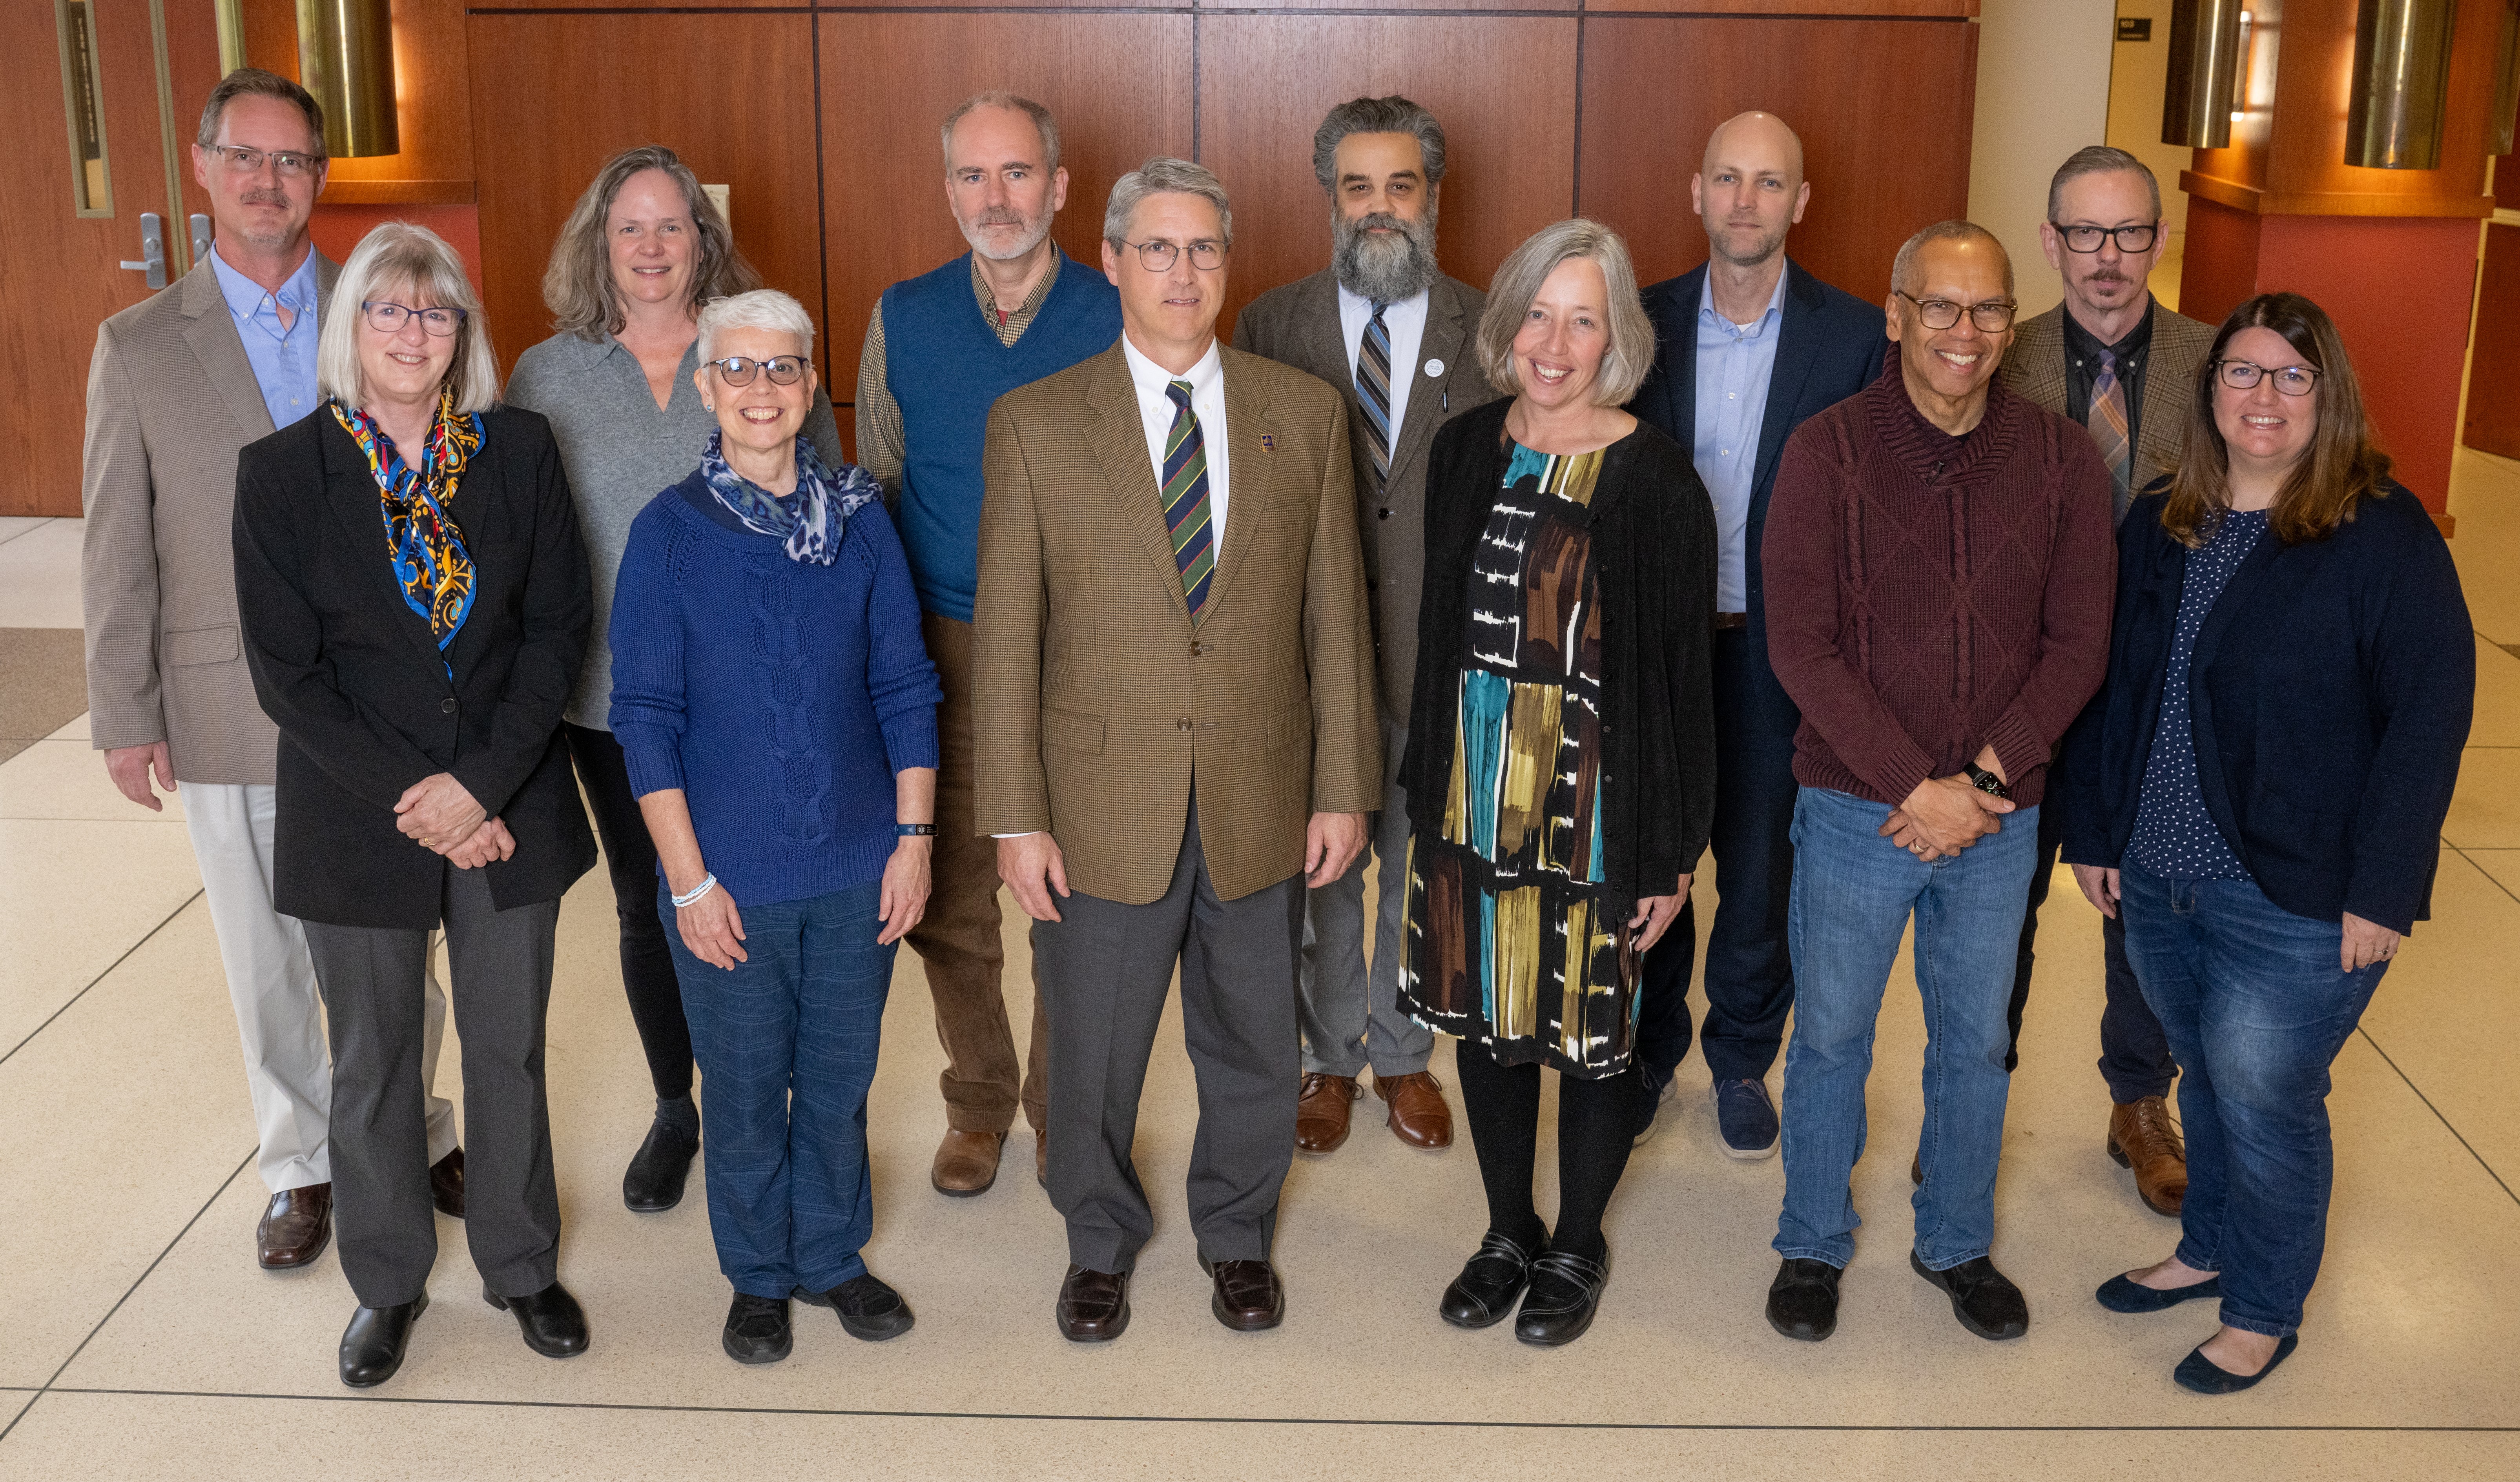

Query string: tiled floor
[4,466,2517,1480]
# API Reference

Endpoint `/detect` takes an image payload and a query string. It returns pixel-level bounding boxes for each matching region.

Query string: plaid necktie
[1356,301,1392,492]
[2088,348,2133,521]
[1162,379,1215,619]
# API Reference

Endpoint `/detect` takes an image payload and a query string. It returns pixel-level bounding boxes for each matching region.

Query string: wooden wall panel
[1577,16,1977,307]
[1197,16,1579,340]
[2465,222,2520,461]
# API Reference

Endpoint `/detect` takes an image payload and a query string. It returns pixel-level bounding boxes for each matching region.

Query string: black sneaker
[1766,1257,1843,1342]
[722,1292,791,1365]
[1439,1230,1543,1329]
[1911,1252,2029,1340]
[822,1272,915,1342]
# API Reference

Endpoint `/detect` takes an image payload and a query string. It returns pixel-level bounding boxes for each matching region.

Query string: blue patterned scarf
[333,391,480,675]
[698,430,880,565]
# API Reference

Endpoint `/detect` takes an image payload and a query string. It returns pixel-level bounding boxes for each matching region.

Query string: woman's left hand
[877,836,932,946]
[1628,877,1692,955]
[2341,912,2400,973]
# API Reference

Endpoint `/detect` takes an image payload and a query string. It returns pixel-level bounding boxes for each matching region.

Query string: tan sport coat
[973,340,1382,905]
[82,253,340,783]
[2002,298,2217,500]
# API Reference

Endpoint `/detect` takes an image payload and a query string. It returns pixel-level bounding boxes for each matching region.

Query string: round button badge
[1424,358,1444,377]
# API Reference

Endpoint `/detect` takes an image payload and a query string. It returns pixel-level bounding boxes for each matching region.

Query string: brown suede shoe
[258,1183,332,1269]
[932,1129,1006,1197]
[429,1147,466,1219]
[1372,1071,1454,1150]
[1295,1073,1361,1153]
[1202,1256,1285,1331]
[1056,1265,1130,1342]
[2109,1095,2190,1217]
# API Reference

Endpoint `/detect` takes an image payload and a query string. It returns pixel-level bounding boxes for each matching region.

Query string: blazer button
[1377,507,1392,520]
[440,698,457,714]
[1178,717,1194,731]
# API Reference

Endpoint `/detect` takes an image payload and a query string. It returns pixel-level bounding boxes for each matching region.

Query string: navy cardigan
[2057,480,2471,934]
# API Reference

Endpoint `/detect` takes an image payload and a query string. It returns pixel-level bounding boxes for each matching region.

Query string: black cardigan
[2058,481,2471,934]
[234,405,598,929]
[1399,399,1718,908]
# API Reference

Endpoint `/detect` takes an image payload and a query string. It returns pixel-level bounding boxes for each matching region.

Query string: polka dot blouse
[2128,507,2269,880]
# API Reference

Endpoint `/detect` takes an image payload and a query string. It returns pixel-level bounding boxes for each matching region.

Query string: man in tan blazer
[974,158,1379,1342]
[82,69,461,1271]
[1997,145,2216,1220]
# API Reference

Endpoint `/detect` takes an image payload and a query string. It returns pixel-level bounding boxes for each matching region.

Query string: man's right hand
[104,742,175,812]
[997,832,1071,923]
[1885,774,2013,859]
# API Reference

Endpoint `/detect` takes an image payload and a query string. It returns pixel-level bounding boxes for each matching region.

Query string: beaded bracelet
[671,873,718,909]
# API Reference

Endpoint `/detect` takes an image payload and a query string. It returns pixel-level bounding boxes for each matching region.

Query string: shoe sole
[1910,1254,2028,1341]
[931,1170,999,1198]
[1765,1310,1836,1342]
[838,1313,915,1342]
[622,1190,685,1213]
[722,1329,793,1364]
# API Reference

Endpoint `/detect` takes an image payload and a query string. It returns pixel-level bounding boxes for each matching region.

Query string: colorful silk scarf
[698,428,879,566]
[332,389,481,674]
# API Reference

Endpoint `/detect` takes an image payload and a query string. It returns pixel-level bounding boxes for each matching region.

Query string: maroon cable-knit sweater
[1761,350,2116,808]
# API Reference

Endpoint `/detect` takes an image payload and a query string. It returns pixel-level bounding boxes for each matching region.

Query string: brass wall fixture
[2491,0,2517,154]
[2163,0,2249,147]
[295,0,398,157]
[2345,0,2460,168]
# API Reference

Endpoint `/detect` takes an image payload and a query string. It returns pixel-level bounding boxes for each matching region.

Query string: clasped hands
[997,811,1370,925]
[1880,746,2014,861]
[394,772,514,870]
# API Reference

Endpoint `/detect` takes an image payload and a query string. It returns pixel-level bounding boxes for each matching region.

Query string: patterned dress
[1399,441,1636,1078]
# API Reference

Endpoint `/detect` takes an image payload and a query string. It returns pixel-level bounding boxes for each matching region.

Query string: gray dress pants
[1297,720,1431,1078]
[303,863,562,1309]
[1032,803,1304,1274]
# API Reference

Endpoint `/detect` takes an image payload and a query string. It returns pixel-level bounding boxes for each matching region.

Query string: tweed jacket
[2000,298,2217,503]
[82,253,340,783]
[972,340,1382,905]
[1231,269,1499,728]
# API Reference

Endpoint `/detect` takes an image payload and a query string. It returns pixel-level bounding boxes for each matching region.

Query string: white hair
[319,221,498,414]
[696,288,816,363]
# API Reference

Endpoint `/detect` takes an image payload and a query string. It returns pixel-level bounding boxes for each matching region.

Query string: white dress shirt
[1335,282,1430,446]
[1119,332,1230,548]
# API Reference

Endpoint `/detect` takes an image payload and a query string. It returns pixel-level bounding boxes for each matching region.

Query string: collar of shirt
[1335,281,1430,447]
[1119,331,1230,551]
[2062,294,2155,371]
[210,242,319,343]
[970,250,1063,346]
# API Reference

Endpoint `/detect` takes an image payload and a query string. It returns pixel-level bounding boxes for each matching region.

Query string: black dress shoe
[1201,1256,1284,1332]
[1440,1231,1543,1329]
[2097,1271,2221,1313]
[1911,1252,2028,1340]
[822,1273,915,1342]
[1767,1258,1843,1342]
[1056,1265,1130,1342]
[339,1293,427,1388]
[1514,1246,1610,1347]
[485,1280,590,1358]
[2175,1332,2299,1393]
[722,1292,792,1364]
[428,1147,466,1219]
[623,1121,700,1213]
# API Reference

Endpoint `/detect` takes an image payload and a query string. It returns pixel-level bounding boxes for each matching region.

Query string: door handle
[190,214,213,267]
[118,212,167,290]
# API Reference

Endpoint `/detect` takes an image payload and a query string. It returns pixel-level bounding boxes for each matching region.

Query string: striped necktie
[1356,301,1392,492]
[2088,348,2133,521]
[1162,379,1215,619]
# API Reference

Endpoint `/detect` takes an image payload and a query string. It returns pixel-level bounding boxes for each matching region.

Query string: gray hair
[196,67,325,155]
[1891,219,2015,299]
[1104,157,1232,248]
[941,91,1062,176]
[1310,96,1448,195]
[542,146,762,341]
[696,289,815,364]
[1473,218,1654,407]
[2047,145,2163,224]
[319,221,499,415]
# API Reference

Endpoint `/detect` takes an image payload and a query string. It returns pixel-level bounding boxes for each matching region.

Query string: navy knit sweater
[608,470,941,909]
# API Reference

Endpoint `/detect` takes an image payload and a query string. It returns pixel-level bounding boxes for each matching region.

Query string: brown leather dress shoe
[1056,1265,1130,1342]
[2109,1095,2189,1217]
[1203,1257,1284,1331]
[1373,1071,1454,1150]
[258,1183,332,1269]
[429,1147,466,1219]
[1295,1072,1361,1153]
[932,1129,1006,1197]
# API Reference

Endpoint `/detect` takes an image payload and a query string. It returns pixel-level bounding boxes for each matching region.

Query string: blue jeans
[662,878,895,1298]
[2117,859,2387,1338]
[1775,787,2037,1271]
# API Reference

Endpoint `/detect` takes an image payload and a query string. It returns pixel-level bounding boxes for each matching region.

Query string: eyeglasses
[1894,290,2017,333]
[1120,239,1226,272]
[362,301,466,337]
[2051,222,2160,254]
[205,143,324,179]
[706,355,807,387]
[2213,359,2320,396]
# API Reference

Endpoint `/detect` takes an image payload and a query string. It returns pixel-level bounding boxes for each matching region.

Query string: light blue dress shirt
[208,243,321,431]
[1692,264,1788,614]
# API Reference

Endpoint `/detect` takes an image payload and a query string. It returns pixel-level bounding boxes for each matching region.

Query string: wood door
[2464,219,2520,461]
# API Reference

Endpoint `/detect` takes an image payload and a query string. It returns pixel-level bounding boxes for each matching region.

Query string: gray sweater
[505,331,846,729]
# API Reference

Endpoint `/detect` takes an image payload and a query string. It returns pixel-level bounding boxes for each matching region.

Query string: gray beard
[960,213,1052,263]
[1332,209,1440,303]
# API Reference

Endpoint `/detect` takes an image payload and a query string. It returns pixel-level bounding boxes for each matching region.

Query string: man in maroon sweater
[1756,222,2115,1347]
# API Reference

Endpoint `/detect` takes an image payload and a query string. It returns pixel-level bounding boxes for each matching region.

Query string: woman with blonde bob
[1396,219,1716,1346]
[233,220,598,1389]
[2058,291,2471,1393]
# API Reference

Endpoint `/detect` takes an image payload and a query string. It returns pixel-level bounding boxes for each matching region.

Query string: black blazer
[234,405,597,929]
[2058,481,2471,934]
[1631,259,1886,746]
[1399,400,1717,908]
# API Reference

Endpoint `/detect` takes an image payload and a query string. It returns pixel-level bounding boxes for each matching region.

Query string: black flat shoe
[1767,1258,1843,1342]
[485,1280,589,1358]
[822,1272,914,1342]
[722,1292,792,1365]
[1440,1231,1543,1330]
[2175,1333,2299,1393]
[623,1121,699,1213]
[1514,1247,1610,1347]
[1911,1252,2028,1340]
[339,1293,427,1388]
[2097,1271,2221,1313]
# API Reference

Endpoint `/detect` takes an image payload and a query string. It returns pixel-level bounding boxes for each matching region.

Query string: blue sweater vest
[882,251,1120,622]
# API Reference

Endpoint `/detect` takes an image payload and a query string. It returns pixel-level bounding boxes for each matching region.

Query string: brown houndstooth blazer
[2001,298,2219,502]
[972,340,1382,906]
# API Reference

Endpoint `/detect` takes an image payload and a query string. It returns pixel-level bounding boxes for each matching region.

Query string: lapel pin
[1424,358,1445,377]
[1259,433,1275,450]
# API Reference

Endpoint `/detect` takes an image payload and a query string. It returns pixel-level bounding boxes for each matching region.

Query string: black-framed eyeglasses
[706,355,807,387]
[1121,239,1226,272]
[1894,290,2017,333]
[205,143,325,178]
[361,301,466,337]
[2051,221,2160,254]
[2213,359,2320,396]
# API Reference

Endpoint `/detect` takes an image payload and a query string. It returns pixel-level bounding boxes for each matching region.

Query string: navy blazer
[2058,482,2472,934]
[1632,259,1886,744]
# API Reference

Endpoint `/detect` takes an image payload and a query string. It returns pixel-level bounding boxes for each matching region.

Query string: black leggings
[565,723,694,1102]
[1454,1038,1641,1264]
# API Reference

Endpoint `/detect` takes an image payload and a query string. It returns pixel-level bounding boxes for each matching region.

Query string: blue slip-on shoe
[1712,1078,1780,1160]
[2097,1271,2221,1313]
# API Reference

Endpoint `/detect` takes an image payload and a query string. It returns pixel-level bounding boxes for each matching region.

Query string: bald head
[1703,111,1804,182]
[1693,111,1810,271]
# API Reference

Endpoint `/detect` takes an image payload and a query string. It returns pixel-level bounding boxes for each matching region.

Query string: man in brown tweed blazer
[973,158,1379,1342]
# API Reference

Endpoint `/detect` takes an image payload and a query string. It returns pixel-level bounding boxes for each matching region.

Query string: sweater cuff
[1866,736,1944,807]
[881,713,941,776]
[614,728,687,799]
[1983,709,2049,794]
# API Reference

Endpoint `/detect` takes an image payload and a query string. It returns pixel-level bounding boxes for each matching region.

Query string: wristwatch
[895,823,938,837]
[1963,764,2010,800]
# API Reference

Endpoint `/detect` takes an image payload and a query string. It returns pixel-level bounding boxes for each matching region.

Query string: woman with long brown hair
[2057,291,2472,1392]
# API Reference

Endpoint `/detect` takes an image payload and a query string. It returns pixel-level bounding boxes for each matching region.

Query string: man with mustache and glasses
[1994,146,2216,1220]
[1628,111,1885,1158]
[854,92,1120,1199]
[1232,96,1500,1160]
